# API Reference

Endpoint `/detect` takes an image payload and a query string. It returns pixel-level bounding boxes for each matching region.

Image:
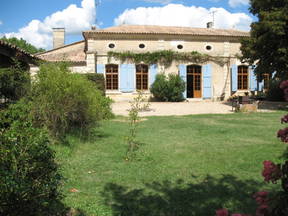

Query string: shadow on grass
[61,127,111,147]
[102,175,262,216]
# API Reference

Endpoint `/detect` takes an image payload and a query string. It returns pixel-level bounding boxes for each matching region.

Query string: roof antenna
[95,0,101,28]
[209,10,217,28]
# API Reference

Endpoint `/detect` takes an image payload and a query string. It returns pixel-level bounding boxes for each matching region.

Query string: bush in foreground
[30,63,113,138]
[0,102,64,216]
[150,73,185,102]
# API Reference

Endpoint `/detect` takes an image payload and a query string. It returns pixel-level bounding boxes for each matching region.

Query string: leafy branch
[108,50,228,67]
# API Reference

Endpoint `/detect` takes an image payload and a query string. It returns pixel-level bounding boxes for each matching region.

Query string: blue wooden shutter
[249,66,257,91]
[231,64,238,91]
[149,64,157,87]
[259,80,264,91]
[178,64,187,99]
[120,64,135,92]
[203,64,212,99]
[97,64,104,74]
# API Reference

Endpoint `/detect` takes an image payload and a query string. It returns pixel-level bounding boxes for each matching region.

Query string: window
[238,65,248,90]
[136,64,148,90]
[108,43,115,49]
[139,43,145,49]
[177,44,183,49]
[105,64,118,90]
[263,73,271,90]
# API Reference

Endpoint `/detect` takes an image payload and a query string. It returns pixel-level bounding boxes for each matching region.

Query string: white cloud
[229,0,249,8]
[0,20,3,25]
[115,4,252,31]
[3,0,96,49]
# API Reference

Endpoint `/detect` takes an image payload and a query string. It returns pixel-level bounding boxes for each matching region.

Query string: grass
[53,112,287,216]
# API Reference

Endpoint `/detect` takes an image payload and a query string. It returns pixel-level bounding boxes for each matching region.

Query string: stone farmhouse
[35,25,269,100]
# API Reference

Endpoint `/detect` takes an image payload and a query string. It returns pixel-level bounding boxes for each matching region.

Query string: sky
[0,0,253,50]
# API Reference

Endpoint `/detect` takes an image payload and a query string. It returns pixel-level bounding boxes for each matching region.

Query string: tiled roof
[83,25,250,37]
[0,40,39,64]
[36,40,86,64]
[0,40,38,58]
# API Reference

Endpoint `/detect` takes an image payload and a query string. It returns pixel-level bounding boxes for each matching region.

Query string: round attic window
[177,44,183,50]
[205,45,212,51]
[108,43,115,49]
[139,43,145,49]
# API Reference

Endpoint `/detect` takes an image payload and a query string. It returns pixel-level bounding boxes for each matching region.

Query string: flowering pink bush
[216,208,229,216]
[253,191,270,216]
[262,161,282,183]
[277,128,288,142]
[215,208,251,216]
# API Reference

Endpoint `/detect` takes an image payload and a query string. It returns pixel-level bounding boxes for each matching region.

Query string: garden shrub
[266,79,285,101]
[0,102,64,216]
[0,63,30,102]
[84,73,105,96]
[0,98,32,129]
[30,63,113,138]
[150,73,185,102]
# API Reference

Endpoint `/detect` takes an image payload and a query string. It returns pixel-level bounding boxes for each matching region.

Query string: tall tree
[240,0,288,79]
[0,37,45,54]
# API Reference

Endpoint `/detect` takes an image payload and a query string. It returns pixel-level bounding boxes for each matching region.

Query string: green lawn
[53,112,287,216]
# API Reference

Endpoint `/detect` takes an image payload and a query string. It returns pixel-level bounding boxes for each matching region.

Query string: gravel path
[112,101,234,117]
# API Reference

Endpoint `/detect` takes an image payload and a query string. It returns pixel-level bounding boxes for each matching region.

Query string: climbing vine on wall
[107,50,228,67]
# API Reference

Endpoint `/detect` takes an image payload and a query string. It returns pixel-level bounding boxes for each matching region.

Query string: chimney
[52,28,65,49]
[207,22,213,29]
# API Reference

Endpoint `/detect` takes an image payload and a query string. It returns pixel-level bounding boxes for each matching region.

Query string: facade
[36,25,268,100]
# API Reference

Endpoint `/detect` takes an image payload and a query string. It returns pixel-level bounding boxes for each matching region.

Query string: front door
[187,65,202,98]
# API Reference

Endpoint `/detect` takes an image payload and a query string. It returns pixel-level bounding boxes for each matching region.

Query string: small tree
[126,91,150,161]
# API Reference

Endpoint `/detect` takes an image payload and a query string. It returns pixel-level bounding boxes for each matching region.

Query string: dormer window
[205,45,212,51]
[108,43,115,49]
[139,44,145,49]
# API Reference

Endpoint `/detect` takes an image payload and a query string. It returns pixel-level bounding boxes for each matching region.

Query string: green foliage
[240,0,288,79]
[150,73,185,102]
[0,98,32,129]
[266,79,285,101]
[0,62,30,101]
[1,37,45,54]
[126,91,150,161]
[84,73,106,96]
[0,102,64,216]
[108,50,227,67]
[30,63,113,139]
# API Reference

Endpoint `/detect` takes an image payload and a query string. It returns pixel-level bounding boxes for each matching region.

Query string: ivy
[107,50,228,67]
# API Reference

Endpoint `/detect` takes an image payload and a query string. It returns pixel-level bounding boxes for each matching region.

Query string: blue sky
[0,0,252,49]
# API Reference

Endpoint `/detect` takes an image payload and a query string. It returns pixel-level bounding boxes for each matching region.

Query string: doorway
[187,65,202,98]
